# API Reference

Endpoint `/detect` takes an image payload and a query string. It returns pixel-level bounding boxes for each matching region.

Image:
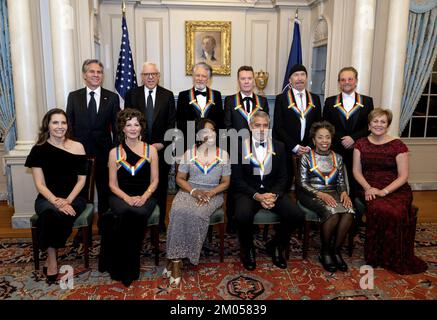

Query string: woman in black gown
[98,108,159,287]
[25,108,87,284]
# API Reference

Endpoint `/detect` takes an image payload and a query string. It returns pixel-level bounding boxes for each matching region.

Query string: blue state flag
[282,19,302,92]
[115,15,137,101]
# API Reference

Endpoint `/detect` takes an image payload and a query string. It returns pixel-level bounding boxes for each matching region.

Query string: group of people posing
[25,59,428,288]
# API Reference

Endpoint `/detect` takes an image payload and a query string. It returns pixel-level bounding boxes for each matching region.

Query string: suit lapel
[348,93,363,131]
[79,88,88,116]
[335,94,347,129]
[138,86,146,115]
[98,88,109,122]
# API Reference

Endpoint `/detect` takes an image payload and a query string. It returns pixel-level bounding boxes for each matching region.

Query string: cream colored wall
[99,1,313,96]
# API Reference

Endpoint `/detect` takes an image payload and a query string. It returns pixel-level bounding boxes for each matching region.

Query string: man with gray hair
[125,62,176,231]
[67,59,120,227]
[232,111,304,271]
[176,62,224,152]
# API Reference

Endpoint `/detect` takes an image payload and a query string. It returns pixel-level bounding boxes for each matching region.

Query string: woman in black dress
[25,108,87,284]
[98,108,159,287]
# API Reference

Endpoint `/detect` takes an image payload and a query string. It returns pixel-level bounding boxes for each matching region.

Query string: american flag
[115,15,137,100]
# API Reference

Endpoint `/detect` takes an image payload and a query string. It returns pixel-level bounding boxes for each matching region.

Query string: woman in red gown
[353,108,427,274]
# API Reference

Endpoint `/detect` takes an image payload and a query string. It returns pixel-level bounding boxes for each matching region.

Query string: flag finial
[122,1,126,15]
[295,9,299,19]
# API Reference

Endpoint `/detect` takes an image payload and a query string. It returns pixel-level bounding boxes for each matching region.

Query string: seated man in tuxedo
[176,62,224,154]
[232,111,304,271]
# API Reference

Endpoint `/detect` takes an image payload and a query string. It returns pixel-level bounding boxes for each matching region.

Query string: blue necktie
[146,90,154,141]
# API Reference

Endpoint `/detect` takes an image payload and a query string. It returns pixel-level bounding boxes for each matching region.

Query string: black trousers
[233,193,304,249]
[35,195,86,250]
[95,154,111,215]
[99,195,157,282]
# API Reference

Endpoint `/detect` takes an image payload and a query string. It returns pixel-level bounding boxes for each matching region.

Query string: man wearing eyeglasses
[125,62,176,232]
[176,62,224,153]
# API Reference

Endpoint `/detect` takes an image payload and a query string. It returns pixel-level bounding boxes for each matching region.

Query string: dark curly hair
[117,108,147,142]
[195,118,217,147]
[309,121,335,139]
[36,108,73,145]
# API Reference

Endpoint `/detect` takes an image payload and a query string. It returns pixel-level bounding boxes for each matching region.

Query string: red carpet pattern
[0,223,436,300]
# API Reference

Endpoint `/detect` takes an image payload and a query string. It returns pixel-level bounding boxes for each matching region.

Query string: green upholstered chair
[145,205,160,266]
[207,207,226,262]
[31,156,96,271]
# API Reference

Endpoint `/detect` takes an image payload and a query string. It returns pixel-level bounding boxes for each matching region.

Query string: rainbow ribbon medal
[189,88,215,118]
[234,93,263,123]
[243,138,276,174]
[333,93,363,120]
[116,143,150,176]
[191,146,223,175]
[287,89,315,119]
[308,150,338,185]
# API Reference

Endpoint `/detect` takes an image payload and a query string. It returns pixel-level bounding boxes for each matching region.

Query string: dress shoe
[46,273,58,285]
[242,247,256,271]
[319,253,337,273]
[265,241,287,269]
[332,252,348,272]
[169,260,182,288]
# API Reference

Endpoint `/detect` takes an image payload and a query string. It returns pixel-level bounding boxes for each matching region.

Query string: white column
[49,0,77,108]
[7,0,39,149]
[351,0,376,94]
[5,0,39,228]
[381,0,410,136]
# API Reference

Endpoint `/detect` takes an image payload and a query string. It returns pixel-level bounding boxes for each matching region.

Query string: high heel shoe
[162,260,172,279]
[169,260,182,288]
[46,272,58,285]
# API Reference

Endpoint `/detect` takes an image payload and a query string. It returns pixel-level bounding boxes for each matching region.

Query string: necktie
[146,90,154,141]
[243,97,252,113]
[88,91,97,126]
[298,92,304,112]
[195,90,207,97]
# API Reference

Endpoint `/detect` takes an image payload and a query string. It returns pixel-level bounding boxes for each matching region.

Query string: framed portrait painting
[185,21,231,76]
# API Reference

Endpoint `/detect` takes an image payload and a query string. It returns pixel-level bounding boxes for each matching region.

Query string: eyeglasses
[141,72,159,78]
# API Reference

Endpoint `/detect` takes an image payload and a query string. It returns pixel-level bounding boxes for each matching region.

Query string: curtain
[399,1,437,134]
[0,0,16,151]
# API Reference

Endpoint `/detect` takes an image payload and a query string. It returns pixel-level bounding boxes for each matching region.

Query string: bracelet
[146,188,153,193]
[190,188,197,196]
[383,188,389,196]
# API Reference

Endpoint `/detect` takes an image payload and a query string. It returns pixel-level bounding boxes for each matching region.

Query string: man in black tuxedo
[176,62,224,153]
[323,66,374,198]
[66,59,120,221]
[224,66,269,233]
[124,62,176,231]
[232,111,304,271]
[273,64,322,189]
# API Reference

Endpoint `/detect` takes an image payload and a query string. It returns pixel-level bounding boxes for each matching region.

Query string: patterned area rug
[0,223,436,300]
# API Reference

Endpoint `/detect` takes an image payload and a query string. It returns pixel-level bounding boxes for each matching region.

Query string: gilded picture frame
[185,21,231,76]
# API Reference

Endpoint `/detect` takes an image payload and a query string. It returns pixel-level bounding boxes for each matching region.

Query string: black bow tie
[243,97,253,103]
[255,141,266,148]
[195,90,207,97]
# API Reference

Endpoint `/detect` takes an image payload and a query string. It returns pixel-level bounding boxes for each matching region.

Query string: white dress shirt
[241,92,254,114]
[252,137,267,183]
[144,86,157,108]
[342,92,355,113]
[195,87,207,109]
[86,86,101,113]
[291,87,307,153]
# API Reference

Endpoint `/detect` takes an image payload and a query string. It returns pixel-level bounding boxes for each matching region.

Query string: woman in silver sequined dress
[297,121,354,273]
[164,119,231,288]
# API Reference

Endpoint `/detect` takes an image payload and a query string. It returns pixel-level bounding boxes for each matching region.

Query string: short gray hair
[142,61,160,73]
[82,59,104,73]
[249,110,270,125]
[193,62,212,78]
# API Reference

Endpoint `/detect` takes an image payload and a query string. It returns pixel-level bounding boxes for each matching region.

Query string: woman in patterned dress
[165,119,231,288]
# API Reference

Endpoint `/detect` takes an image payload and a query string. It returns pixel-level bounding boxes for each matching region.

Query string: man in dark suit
[273,64,322,189]
[66,59,120,222]
[232,111,303,271]
[323,66,374,199]
[224,66,269,233]
[124,62,176,231]
[176,62,224,153]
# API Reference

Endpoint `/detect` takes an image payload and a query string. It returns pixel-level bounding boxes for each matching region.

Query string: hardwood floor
[1,191,436,239]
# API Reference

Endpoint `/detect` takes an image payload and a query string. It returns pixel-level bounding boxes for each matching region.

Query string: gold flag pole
[295,8,299,19]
